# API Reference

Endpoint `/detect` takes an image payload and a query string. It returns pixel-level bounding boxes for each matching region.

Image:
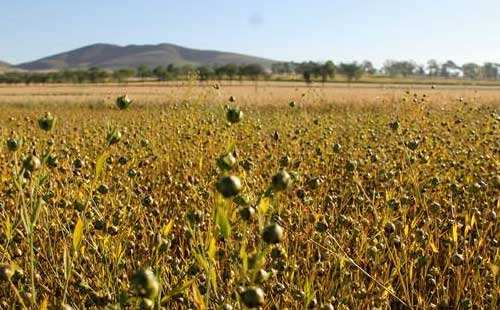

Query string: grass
[0,81,498,309]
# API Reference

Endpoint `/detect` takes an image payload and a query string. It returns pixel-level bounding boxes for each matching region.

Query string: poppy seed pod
[226,107,243,123]
[132,268,159,300]
[116,95,132,110]
[38,112,56,132]
[272,170,291,191]
[216,176,242,198]
[263,223,284,244]
[240,286,265,308]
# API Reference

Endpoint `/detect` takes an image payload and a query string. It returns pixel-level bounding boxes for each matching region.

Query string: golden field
[0,81,498,309]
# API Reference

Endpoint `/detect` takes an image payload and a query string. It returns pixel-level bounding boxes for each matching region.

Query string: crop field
[0,81,498,309]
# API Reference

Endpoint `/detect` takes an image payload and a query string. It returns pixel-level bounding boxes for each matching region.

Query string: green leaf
[215,206,231,239]
[72,217,85,254]
[161,220,174,236]
[95,152,109,179]
[207,237,217,262]
[161,279,195,302]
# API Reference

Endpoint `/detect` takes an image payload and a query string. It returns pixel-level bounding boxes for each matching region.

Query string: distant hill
[16,43,276,71]
[0,60,12,72]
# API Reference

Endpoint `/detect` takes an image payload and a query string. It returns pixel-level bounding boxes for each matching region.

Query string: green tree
[339,62,363,81]
[137,65,152,79]
[320,60,336,83]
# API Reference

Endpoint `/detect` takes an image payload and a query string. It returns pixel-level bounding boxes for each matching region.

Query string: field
[0,81,498,309]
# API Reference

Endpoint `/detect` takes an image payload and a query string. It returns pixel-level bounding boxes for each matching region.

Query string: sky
[1,0,499,67]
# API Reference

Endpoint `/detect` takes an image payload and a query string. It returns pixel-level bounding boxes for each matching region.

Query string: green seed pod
[333,143,342,153]
[389,120,400,131]
[240,286,265,308]
[38,112,56,132]
[271,170,291,191]
[97,184,109,195]
[346,160,358,172]
[262,223,284,244]
[217,152,237,171]
[216,176,242,198]
[23,154,41,172]
[6,138,19,152]
[132,268,159,300]
[0,264,14,282]
[107,130,122,146]
[139,298,154,310]
[116,95,132,110]
[226,107,243,123]
[238,206,255,221]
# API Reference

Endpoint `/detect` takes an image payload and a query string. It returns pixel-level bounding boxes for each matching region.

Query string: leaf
[72,217,85,254]
[215,207,231,239]
[451,223,458,245]
[39,297,49,310]
[429,239,438,253]
[3,217,12,241]
[207,237,216,262]
[240,243,248,273]
[161,279,195,302]
[192,285,206,310]
[257,197,270,215]
[161,220,174,236]
[95,152,109,179]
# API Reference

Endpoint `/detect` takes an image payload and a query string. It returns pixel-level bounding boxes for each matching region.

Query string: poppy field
[0,82,498,309]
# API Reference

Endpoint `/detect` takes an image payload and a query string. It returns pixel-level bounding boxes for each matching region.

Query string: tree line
[0,60,498,84]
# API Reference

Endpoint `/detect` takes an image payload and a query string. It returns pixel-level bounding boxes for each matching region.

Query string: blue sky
[1,0,499,67]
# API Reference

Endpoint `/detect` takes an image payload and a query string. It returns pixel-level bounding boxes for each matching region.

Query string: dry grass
[0,81,498,309]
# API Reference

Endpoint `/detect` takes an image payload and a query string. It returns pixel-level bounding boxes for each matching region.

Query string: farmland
[0,81,498,309]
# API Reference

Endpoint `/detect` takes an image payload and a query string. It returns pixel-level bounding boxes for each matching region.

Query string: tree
[197,65,214,81]
[319,61,336,83]
[153,66,168,81]
[240,64,265,80]
[113,69,135,82]
[137,65,152,79]
[224,64,238,81]
[303,71,312,84]
[339,62,364,81]
[362,61,376,74]
[427,60,440,77]
[462,63,481,80]
[482,63,499,80]
[383,60,416,77]
[440,60,459,77]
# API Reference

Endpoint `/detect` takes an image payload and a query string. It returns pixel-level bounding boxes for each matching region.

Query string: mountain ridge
[16,43,277,71]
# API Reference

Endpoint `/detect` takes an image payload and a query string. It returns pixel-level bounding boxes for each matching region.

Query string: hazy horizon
[1,0,499,67]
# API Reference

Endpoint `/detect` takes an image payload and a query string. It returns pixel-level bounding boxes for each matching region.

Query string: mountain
[16,43,276,71]
[0,60,12,71]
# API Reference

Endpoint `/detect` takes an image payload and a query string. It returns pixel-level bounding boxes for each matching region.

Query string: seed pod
[216,176,242,198]
[240,286,265,308]
[38,112,56,131]
[0,264,14,282]
[333,143,342,153]
[227,107,243,123]
[451,253,464,266]
[217,153,237,171]
[116,95,132,110]
[238,206,255,221]
[107,130,122,146]
[272,170,291,191]
[23,154,41,172]
[142,195,154,207]
[6,138,19,152]
[263,223,284,244]
[132,268,159,300]
[346,160,358,172]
